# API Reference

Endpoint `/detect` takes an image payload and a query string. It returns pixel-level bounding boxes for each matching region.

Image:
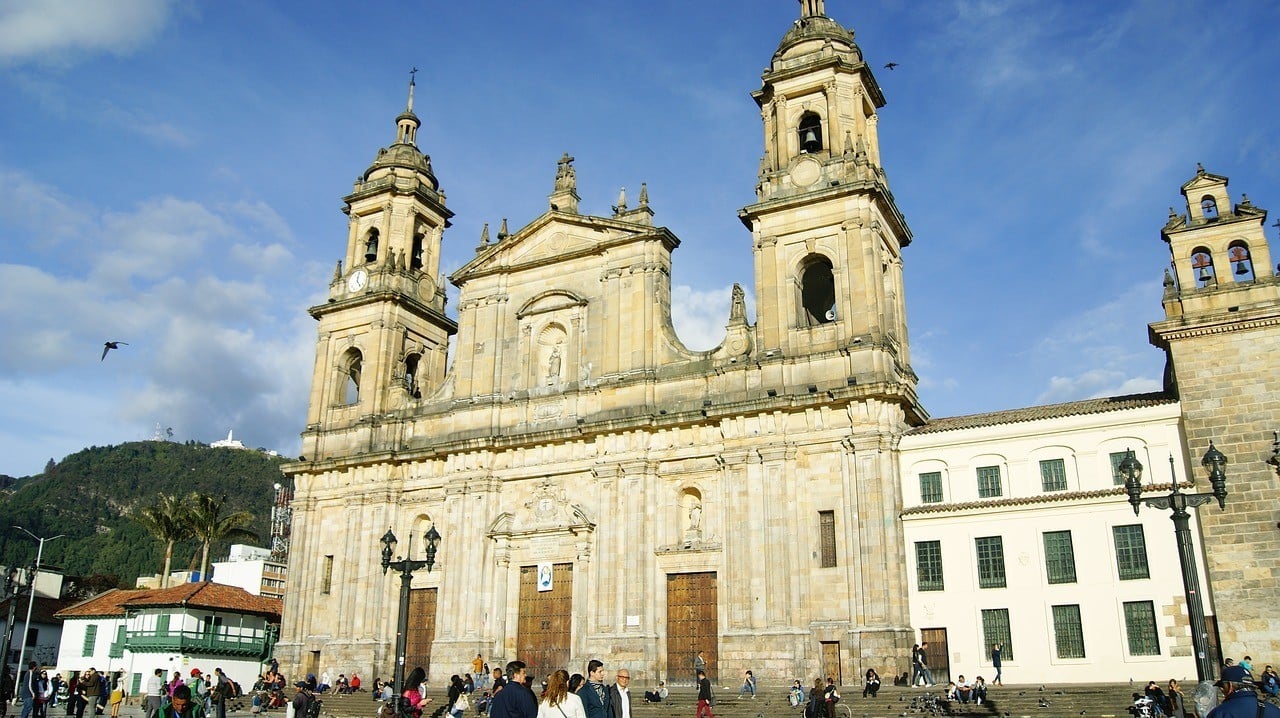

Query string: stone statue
[688,503,702,531]
[546,346,562,384]
[729,283,747,323]
[415,353,430,396]
[554,153,576,192]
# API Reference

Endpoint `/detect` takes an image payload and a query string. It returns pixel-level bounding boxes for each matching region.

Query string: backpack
[305,697,323,718]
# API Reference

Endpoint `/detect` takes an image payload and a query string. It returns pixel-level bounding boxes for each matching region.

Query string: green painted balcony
[125,629,269,658]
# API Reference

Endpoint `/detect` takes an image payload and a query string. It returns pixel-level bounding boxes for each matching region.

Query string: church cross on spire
[407,67,418,112]
[799,0,825,18]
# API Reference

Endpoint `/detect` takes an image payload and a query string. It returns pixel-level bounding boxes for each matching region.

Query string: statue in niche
[415,353,430,396]
[688,503,702,531]
[546,346,562,384]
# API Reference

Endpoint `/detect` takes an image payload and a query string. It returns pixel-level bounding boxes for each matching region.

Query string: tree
[131,494,193,588]
[187,492,258,581]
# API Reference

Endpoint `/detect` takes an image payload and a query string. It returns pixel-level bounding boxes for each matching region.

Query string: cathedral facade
[278,2,1280,685]
[279,1,920,684]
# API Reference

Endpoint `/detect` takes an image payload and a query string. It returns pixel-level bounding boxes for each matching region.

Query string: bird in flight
[101,341,128,361]
[884,62,899,70]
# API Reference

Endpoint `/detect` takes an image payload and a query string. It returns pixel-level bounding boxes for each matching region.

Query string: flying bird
[101,341,128,361]
[884,62,899,70]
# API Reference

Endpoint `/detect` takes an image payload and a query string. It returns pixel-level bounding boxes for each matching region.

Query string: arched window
[799,255,837,325]
[798,112,823,154]
[1190,247,1216,288]
[340,348,363,404]
[1200,196,1218,220]
[364,229,380,264]
[1228,242,1254,281]
[410,232,425,271]
[404,353,421,398]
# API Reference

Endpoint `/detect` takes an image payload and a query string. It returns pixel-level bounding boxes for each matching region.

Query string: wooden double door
[406,588,438,678]
[517,563,574,679]
[666,572,718,684]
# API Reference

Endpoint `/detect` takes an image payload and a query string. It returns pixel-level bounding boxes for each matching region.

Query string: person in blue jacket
[1207,665,1280,718]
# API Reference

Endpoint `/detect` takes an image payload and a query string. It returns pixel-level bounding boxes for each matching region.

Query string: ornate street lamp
[1119,444,1228,682]
[380,525,441,696]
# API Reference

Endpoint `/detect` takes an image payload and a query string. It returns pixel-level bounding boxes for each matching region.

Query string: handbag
[453,694,470,712]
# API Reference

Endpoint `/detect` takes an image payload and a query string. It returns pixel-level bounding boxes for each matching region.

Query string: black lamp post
[1118,442,1228,683]
[380,525,441,694]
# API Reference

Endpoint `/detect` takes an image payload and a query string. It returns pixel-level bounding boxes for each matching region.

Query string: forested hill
[0,441,288,589]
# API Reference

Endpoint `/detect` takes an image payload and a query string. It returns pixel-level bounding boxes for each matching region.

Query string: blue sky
[2,0,1278,477]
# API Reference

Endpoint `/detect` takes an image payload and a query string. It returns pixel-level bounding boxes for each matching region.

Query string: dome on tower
[362,141,438,190]
[773,12,861,64]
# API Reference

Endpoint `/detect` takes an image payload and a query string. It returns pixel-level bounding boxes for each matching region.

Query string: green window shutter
[82,624,98,657]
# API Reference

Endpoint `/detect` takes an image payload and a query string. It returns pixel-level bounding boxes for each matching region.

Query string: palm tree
[187,492,258,581]
[131,494,193,588]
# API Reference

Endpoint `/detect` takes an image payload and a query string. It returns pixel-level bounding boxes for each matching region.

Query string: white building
[1,569,71,668]
[900,394,1214,685]
[211,545,288,601]
[54,582,281,692]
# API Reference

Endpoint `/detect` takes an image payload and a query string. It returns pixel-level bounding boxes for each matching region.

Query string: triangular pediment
[451,210,669,283]
[1181,169,1229,194]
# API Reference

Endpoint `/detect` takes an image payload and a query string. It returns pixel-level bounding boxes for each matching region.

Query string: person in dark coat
[575,662,608,718]
[486,663,535,718]
[1207,666,1280,718]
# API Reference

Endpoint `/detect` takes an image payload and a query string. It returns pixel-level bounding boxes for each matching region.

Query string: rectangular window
[915,540,944,591]
[1051,604,1085,659]
[1123,601,1160,655]
[919,471,943,503]
[24,628,36,647]
[1039,458,1068,492]
[975,536,1007,588]
[819,511,837,568]
[1042,530,1077,584]
[321,555,334,594]
[1113,524,1150,580]
[82,625,97,657]
[980,608,1013,660]
[977,466,1003,498]
[1110,451,1129,485]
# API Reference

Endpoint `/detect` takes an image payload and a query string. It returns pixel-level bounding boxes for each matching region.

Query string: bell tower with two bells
[1149,166,1280,661]
[302,73,457,457]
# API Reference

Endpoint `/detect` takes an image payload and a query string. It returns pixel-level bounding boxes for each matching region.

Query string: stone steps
[307,683,1144,718]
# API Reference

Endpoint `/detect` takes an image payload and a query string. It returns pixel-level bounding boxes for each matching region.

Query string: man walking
[145,669,165,718]
[18,662,37,718]
[608,670,630,718]
[695,670,714,718]
[487,662,536,718]
[917,643,935,687]
[990,644,1002,686]
[577,661,609,718]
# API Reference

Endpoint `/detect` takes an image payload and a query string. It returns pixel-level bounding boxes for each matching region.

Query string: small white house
[900,394,1214,685]
[54,582,282,693]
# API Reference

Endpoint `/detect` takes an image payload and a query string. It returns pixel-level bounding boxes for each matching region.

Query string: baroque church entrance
[666,572,718,684]
[407,588,437,677]
[517,564,573,678]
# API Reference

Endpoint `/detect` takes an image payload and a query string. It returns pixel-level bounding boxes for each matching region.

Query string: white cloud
[670,283,754,351]
[94,197,232,282]
[98,101,193,147]
[0,0,174,64]
[1037,370,1162,405]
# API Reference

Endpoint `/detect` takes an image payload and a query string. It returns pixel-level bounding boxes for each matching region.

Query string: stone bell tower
[1148,165,1280,662]
[739,0,916,399]
[301,74,457,459]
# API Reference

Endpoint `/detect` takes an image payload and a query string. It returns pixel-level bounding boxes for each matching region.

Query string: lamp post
[1118,443,1227,683]
[12,528,64,681]
[1,564,33,673]
[380,525,441,694]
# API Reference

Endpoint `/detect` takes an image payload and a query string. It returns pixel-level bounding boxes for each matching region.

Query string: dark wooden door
[666,572,718,685]
[920,628,949,683]
[517,564,573,679]
[406,588,437,679]
[820,641,842,685]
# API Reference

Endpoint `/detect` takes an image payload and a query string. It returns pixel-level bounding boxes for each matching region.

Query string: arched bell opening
[799,255,837,326]
[339,348,363,405]
[1226,242,1254,282]
[798,112,824,155]
[1190,247,1216,288]
[364,229,380,264]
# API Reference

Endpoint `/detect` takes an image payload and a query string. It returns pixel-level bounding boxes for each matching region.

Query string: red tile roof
[55,589,146,618]
[906,392,1176,436]
[55,583,281,620]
